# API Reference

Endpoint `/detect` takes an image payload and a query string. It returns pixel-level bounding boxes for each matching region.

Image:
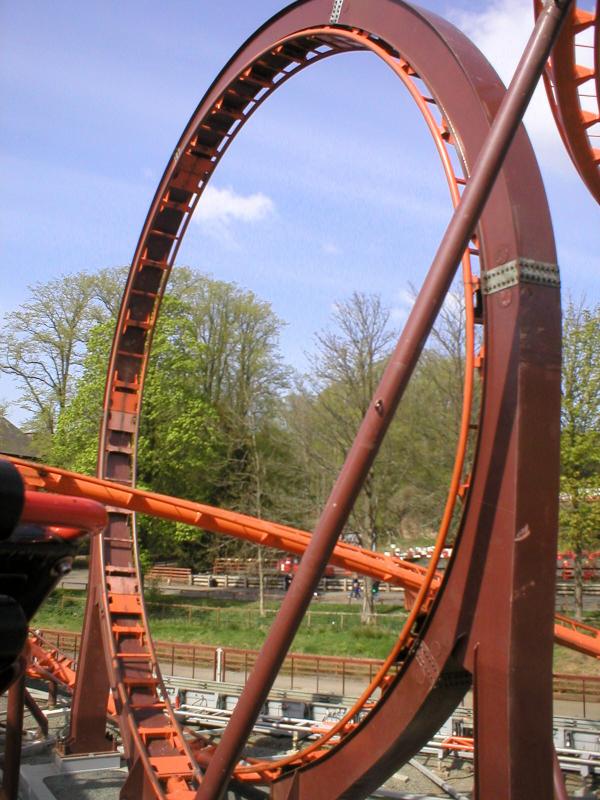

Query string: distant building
[0,416,38,459]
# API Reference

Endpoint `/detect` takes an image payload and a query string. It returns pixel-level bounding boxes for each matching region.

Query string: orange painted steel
[554,613,600,658]
[20,490,108,539]
[537,1,600,203]
[10,456,438,594]
[15,454,600,766]
[26,631,83,697]
[441,735,474,754]
[5,0,574,795]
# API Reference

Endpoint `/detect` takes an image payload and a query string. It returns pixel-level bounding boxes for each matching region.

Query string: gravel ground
[4,690,600,799]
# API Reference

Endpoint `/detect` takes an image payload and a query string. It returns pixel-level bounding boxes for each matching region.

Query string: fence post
[192,645,196,679]
[316,657,320,693]
[171,645,175,676]
[290,655,294,690]
[342,659,346,696]
[215,648,225,683]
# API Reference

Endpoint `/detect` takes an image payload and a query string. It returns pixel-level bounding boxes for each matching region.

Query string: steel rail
[536,0,600,203]
[27,632,78,693]
[13,455,600,661]
[200,2,568,796]
[66,9,485,795]
[9,456,439,593]
[23,0,563,797]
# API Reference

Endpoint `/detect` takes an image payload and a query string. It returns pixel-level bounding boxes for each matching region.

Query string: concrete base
[53,752,122,773]
[20,752,125,800]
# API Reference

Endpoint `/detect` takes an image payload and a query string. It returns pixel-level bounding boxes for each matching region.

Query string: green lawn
[32,589,405,659]
[32,589,600,670]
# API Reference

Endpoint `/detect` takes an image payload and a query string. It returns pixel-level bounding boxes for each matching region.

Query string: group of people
[282,570,382,602]
[348,578,380,601]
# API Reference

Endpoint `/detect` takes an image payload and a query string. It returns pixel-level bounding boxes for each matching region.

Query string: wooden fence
[37,628,600,705]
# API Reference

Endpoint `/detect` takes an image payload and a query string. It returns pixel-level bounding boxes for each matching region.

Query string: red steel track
[64,0,565,795]
[12,455,600,664]
[68,4,506,796]
[537,1,600,203]
[7,0,600,797]
[27,631,78,695]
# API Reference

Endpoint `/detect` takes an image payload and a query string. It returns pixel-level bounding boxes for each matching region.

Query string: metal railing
[36,628,600,707]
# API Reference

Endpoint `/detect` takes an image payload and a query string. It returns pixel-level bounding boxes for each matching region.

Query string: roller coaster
[1,1,599,798]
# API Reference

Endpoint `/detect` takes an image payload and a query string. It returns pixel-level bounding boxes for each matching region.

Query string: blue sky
[1,0,598,423]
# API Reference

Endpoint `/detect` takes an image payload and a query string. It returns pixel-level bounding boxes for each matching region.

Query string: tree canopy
[6,268,593,587]
[560,298,600,618]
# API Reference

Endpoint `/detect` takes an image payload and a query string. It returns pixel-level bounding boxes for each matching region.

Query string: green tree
[560,299,600,619]
[53,268,294,572]
[293,289,472,621]
[0,267,128,453]
[51,320,111,474]
[0,273,97,447]
[305,292,397,623]
[169,269,294,529]
[137,295,224,569]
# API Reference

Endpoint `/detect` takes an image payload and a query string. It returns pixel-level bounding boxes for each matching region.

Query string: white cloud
[390,287,415,323]
[322,241,341,255]
[196,185,274,226]
[450,0,568,170]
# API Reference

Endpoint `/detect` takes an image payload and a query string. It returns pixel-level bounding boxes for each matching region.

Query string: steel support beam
[200,1,570,796]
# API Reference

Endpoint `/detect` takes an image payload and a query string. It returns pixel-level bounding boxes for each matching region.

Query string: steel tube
[2,671,25,800]
[23,689,49,737]
[197,3,573,797]
[553,747,569,800]
[409,758,469,800]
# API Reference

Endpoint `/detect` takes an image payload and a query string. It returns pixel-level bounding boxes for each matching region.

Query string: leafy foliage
[560,299,600,618]
[51,268,292,570]
[7,268,483,580]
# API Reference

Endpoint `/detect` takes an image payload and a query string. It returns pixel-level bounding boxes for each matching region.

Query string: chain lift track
[56,1,568,798]
[6,0,592,798]
[537,0,600,204]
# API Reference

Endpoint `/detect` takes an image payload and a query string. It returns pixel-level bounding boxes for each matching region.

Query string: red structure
[536,1,600,204]
[0,462,107,800]
[11,456,600,657]
[2,0,600,798]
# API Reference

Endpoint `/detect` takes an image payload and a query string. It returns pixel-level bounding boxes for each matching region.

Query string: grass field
[31,588,600,671]
[32,589,406,659]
